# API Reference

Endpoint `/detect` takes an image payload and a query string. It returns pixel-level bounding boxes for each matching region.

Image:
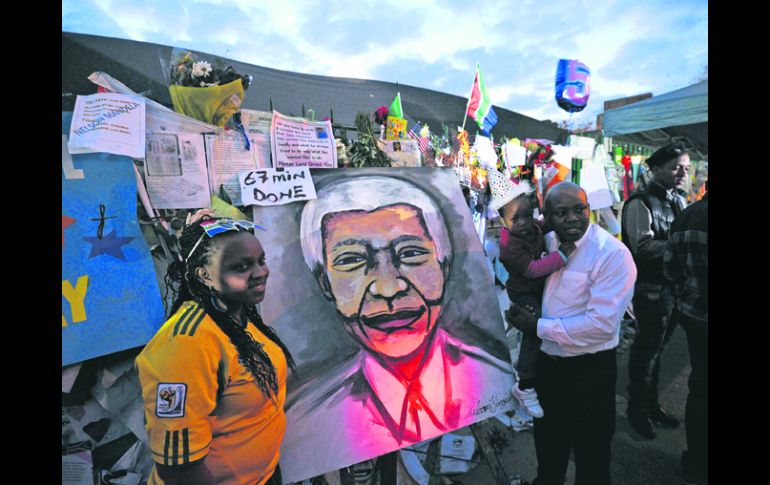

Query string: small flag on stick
[389,92,404,119]
[466,64,498,135]
[408,123,432,153]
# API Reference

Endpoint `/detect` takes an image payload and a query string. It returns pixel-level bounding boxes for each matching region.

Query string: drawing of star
[62,215,76,247]
[83,229,134,260]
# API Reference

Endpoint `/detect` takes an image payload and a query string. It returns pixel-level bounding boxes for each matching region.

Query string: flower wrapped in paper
[166,50,252,126]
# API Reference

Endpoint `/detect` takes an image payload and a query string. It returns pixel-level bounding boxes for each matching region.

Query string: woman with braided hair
[136,212,295,485]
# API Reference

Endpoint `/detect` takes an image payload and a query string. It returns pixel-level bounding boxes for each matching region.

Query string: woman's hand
[186,208,217,226]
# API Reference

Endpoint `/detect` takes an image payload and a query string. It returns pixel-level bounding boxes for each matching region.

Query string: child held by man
[489,172,575,418]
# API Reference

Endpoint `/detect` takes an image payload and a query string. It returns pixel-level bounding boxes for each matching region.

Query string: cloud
[62,0,708,127]
[432,76,447,89]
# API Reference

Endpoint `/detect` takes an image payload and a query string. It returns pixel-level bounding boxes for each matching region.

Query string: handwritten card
[271,111,337,168]
[239,167,318,206]
[68,93,146,159]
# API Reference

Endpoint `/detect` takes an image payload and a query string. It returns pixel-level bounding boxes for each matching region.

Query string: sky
[62,0,708,128]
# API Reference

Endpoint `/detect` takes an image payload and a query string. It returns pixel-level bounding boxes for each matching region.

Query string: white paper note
[379,139,421,167]
[69,93,146,159]
[144,133,211,208]
[474,135,499,169]
[205,131,268,206]
[240,167,317,206]
[62,442,94,485]
[240,109,273,169]
[580,161,614,209]
[270,111,337,168]
[504,142,527,168]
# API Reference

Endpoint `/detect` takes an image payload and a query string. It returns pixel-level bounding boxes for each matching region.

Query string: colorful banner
[62,112,165,366]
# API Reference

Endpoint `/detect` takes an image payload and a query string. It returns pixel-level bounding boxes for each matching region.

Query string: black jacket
[621,180,686,285]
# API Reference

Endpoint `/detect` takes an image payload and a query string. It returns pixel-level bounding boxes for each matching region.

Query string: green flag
[389,92,403,119]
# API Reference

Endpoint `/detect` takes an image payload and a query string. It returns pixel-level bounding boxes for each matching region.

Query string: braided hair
[164,219,296,400]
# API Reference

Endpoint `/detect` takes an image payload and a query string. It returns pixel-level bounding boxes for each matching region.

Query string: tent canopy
[62,32,567,143]
[603,81,707,159]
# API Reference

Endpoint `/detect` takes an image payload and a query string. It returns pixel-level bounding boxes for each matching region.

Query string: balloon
[555,59,591,113]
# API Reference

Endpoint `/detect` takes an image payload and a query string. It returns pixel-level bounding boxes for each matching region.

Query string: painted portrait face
[320,204,446,359]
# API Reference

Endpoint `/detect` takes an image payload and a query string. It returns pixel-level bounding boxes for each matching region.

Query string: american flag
[408,122,432,153]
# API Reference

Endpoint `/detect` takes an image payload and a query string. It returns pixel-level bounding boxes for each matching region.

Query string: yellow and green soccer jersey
[136,301,287,485]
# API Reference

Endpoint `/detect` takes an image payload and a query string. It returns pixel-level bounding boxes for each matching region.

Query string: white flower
[191,61,212,78]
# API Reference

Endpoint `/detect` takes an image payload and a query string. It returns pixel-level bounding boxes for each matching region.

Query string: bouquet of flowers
[166,49,253,127]
[348,112,392,167]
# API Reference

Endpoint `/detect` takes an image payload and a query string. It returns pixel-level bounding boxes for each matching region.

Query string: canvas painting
[254,168,515,482]
[62,112,165,366]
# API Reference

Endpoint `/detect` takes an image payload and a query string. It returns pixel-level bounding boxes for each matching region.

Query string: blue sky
[62,0,707,128]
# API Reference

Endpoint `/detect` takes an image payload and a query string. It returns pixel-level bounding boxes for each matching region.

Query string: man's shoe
[627,408,656,439]
[649,405,680,428]
[512,383,544,418]
[681,450,705,484]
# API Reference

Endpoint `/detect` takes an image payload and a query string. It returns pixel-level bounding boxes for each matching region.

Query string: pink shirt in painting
[280,329,514,482]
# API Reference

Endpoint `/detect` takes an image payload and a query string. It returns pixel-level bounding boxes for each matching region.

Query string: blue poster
[62,112,165,366]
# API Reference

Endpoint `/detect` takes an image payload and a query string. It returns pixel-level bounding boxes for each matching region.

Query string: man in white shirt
[507,182,636,485]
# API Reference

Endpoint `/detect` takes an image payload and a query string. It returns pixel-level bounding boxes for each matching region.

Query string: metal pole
[461,63,479,132]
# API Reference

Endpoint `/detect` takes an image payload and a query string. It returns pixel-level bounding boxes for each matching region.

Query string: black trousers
[674,309,708,478]
[509,294,543,385]
[533,348,617,485]
[627,288,676,410]
[265,464,282,485]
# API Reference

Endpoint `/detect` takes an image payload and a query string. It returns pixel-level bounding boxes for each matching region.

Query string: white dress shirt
[536,224,637,357]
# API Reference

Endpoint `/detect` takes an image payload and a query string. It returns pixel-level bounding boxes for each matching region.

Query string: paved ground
[437,321,695,485]
[319,286,702,485]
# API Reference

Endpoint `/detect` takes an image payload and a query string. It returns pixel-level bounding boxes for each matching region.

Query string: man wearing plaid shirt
[664,186,708,485]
